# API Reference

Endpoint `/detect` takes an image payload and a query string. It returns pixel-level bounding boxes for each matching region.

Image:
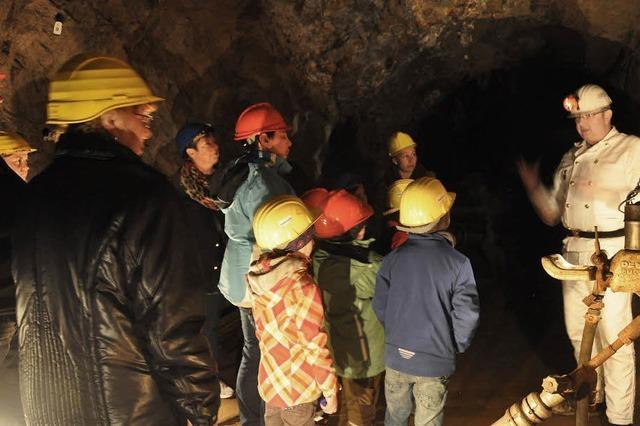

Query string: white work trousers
[563,251,635,424]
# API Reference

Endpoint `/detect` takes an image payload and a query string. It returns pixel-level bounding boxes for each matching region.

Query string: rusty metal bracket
[541,254,596,281]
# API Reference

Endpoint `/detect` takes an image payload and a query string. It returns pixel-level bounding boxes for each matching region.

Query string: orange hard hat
[314,189,373,239]
[234,102,290,141]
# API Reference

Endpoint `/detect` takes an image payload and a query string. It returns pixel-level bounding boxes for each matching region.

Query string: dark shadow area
[320,118,365,190]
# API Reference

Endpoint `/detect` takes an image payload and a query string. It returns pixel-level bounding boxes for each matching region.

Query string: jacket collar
[244,149,293,175]
[316,238,374,264]
[55,131,141,162]
[407,232,452,245]
[247,251,310,294]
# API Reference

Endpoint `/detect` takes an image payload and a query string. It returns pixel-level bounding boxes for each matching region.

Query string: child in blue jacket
[373,177,480,426]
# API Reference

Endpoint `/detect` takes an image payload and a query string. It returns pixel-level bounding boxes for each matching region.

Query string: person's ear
[258,133,271,150]
[185,147,196,160]
[391,157,398,166]
[100,110,118,130]
[604,109,613,125]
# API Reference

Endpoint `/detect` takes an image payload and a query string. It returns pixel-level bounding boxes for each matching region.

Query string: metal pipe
[574,294,604,426]
[624,204,640,250]
[492,315,640,425]
[491,391,565,425]
[587,314,640,368]
[575,319,597,426]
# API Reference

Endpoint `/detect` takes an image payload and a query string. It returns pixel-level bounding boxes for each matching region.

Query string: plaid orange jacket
[247,250,338,408]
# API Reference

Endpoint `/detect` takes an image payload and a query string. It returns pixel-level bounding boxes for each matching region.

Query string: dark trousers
[202,292,222,361]
[202,291,241,387]
[237,307,264,425]
[339,373,383,426]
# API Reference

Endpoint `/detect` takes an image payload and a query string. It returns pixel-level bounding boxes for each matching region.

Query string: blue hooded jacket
[373,232,479,377]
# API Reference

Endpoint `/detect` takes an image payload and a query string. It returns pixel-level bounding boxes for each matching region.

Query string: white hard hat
[563,84,612,117]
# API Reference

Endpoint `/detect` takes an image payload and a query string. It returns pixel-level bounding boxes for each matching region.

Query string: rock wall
[1,0,640,180]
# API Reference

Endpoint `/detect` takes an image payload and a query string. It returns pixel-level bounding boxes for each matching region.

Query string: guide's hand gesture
[516,157,541,193]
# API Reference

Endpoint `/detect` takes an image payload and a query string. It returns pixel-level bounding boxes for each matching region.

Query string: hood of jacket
[210,149,292,209]
[247,251,311,298]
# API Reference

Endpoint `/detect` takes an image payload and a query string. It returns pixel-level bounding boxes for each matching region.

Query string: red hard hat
[301,188,330,215]
[314,189,374,239]
[234,102,290,141]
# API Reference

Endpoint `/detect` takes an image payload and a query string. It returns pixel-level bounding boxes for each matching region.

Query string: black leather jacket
[12,132,219,425]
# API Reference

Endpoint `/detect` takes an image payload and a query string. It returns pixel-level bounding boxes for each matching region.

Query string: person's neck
[194,162,213,175]
[586,126,613,146]
[259,149,276,162]
[399,169,413,178]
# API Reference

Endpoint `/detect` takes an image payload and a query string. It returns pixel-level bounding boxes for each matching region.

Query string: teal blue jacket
[218,155,294,306]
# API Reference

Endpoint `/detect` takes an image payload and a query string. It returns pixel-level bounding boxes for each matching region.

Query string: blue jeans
[237,307,264,425]
[384,367,449,426]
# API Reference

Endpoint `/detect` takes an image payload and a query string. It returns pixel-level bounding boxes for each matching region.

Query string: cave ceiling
[1,0,640,177]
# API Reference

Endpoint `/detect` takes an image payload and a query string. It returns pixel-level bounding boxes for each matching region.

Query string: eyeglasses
[134,104,158,127]
[574,112,602,120]
[573,109,609,121]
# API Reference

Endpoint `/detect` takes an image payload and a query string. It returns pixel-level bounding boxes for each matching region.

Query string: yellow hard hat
[384,178,414,216]
[388,131,416,157]
[253,195,319,250]
[0,131,36,155]
[399,177,456,227]
[47,54,164,124]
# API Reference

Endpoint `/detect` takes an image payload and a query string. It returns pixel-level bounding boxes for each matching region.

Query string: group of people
[0,51,633,426]
[188,89,479,425]
[0,53,479,426]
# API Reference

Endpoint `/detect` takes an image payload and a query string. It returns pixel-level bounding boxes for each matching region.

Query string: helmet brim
[388,142,417,157]
[0,147,37,156]
[383,207,399,216]
[233,124,292,141]
[47,95,165,125]
[567,106,611,118]
[398,191,456,228]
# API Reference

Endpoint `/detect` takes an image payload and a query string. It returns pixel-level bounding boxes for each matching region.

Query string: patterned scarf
[179,160,218,210]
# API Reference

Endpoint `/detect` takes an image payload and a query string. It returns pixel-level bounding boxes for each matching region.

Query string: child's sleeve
[373,256,391,325]
[297,274,338,398]
[351,252,382,299]
[451,258,480,353]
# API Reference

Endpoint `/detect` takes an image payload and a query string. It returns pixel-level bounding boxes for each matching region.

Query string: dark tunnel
[313,22,640,424]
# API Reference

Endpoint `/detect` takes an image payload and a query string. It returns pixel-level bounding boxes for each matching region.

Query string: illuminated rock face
[1,0,640,179]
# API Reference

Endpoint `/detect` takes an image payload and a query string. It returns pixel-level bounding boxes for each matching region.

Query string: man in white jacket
[518,84,639,426]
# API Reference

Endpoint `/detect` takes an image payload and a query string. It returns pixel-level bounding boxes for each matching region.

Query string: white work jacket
[537,127,640,253]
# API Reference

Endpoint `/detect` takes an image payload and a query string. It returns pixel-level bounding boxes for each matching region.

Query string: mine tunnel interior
[3,1,640,423]
[317,23,640,375]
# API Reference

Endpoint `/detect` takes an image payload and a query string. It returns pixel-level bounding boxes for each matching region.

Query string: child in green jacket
[303,188,385,426]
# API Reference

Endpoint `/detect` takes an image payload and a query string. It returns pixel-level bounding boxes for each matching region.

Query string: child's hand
[321,393,338,414]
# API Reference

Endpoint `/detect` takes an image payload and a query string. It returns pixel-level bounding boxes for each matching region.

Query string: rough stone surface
[1,0,640,178]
